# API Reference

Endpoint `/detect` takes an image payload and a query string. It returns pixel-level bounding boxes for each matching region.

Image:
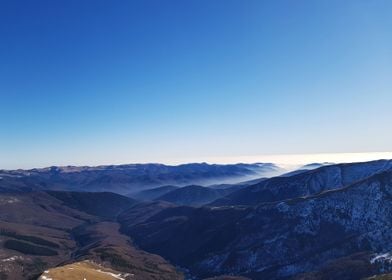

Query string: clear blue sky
[1,0,391,169]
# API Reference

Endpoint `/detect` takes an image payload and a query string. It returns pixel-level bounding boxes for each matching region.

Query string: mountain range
[0,162,283,194]
[1,160,392,279]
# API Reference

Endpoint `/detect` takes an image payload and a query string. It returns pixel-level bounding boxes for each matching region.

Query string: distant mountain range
[0,162,283,194]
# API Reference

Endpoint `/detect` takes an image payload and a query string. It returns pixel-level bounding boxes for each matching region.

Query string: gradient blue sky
[1,0,391,169]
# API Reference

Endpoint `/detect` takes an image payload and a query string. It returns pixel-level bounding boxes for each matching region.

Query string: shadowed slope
[211,159,392,206]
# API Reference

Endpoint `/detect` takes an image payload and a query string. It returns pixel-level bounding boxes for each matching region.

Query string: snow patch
[0,197,20,205]
[96,269,130,279]
[371,252,392,264]
[1,256,23,262]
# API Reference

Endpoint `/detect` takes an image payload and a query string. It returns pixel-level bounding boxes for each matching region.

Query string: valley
[0,191,182,280]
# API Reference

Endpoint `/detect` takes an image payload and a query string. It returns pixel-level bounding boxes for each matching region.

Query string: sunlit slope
[39,261,130,280]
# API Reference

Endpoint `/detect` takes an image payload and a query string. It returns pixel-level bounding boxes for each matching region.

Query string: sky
[1,0,391,169]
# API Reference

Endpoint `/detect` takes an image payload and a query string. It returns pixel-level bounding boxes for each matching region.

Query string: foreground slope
[39,261,130,280]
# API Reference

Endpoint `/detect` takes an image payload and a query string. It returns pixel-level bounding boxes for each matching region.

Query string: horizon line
[2,151,392,171]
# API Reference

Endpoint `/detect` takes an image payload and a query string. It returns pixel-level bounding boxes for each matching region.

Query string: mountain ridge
[210,159,392,206]
[119,161,392,279]
[0,162,283,194]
